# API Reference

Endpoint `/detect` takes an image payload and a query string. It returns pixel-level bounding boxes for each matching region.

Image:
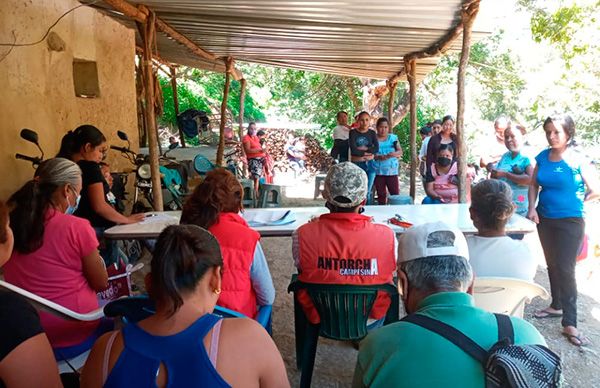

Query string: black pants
[537,216,585,328]
[330,139,349,162]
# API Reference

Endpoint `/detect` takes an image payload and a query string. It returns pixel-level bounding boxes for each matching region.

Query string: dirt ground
[131,171,600,387]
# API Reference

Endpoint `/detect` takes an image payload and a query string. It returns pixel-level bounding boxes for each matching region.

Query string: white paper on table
[245,210,295,226]
[140,213,179,225]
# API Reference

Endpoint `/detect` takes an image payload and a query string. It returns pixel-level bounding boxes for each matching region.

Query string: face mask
[437,157,452,167]
[66,188,81,215]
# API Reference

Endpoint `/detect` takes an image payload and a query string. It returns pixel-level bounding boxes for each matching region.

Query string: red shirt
[242,134,266,159]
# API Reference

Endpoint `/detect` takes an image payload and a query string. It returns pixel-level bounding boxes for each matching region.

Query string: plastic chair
[287,277,399,388]
[193,154,215,176]
[104,295,273,333]
[473,277,549,318]
[257,183,282,208]
[240,178,255,208]
[0,280,105,373]
[313,174,326,199]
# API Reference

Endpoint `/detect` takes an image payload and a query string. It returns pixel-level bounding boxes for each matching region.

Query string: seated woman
[466,179,537,281]
[180,168,275,318]
[0,200,62,388]
[3,158,109,350]
[423,144,470,204]
[57,125,144,266]
[81,225,289,388]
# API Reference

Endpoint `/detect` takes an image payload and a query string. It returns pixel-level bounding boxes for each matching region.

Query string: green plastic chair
[287,277,399,388]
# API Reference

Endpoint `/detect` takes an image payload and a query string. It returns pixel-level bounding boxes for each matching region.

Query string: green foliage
[159,76,209,127]
[393,98,445,164]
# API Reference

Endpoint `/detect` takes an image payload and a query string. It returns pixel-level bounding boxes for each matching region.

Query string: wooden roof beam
[102,0,243,79]
[387,0,480,85]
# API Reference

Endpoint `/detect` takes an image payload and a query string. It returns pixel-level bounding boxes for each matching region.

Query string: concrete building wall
[0,0,138,200]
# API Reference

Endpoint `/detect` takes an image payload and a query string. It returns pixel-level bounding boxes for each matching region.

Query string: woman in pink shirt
[423,144,471,204]
[4,158,108,349]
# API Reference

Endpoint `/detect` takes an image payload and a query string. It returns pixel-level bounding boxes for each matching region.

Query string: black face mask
[437,157,452,167]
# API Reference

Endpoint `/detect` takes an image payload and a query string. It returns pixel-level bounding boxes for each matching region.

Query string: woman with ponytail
[466,179,537,281]
[180,168,275,318]
[4,158,109,349]
[58,125,143,266]
[528,114,600,346]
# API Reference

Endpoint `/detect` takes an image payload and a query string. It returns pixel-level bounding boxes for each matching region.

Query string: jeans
[94,227,120,267]
[537,216,585,328]
[353,161,376,205]
[422,196,442,205]
[374,175,400,205]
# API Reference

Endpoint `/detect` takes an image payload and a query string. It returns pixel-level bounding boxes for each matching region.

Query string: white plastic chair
[473,277,549,318]
[0,280,104,372]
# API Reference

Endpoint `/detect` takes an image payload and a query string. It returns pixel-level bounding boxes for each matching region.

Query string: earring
[213,288,221,295]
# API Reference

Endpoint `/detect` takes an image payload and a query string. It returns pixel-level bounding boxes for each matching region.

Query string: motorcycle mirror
[117,131,129,141]
[168,143,179,150]
[20,129,39,145]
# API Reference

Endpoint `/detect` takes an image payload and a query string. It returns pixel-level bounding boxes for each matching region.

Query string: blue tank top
[104,314,231,388]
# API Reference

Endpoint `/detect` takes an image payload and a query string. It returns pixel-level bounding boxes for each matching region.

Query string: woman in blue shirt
[373,118,403,205]
[528,114,599,347]
[490,124,533,216]
[81,225,288,388]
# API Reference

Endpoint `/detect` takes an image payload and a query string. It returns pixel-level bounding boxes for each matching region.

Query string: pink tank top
[430,162,459,203]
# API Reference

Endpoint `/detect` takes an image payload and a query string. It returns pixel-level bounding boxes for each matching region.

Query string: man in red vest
[292,162,398,324]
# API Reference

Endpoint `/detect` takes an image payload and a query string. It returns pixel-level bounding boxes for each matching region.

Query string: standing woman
[242,122,266,198]
[490,125,533,217]
[57,125,144,266]
[425,115,457,172]
[349,111,379,204]
[528,114,599,346]
[373,117,403,205]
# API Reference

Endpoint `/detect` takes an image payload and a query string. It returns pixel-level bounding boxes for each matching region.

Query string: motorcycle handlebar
[110,145,133,154]
[15,153,41,164]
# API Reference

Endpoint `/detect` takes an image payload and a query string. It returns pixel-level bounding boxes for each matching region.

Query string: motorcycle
[111,131,187,212]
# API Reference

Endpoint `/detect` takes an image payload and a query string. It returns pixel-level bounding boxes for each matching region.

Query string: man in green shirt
[353,222,546,388]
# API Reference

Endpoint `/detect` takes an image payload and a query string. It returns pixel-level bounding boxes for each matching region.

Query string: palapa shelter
[86,0,489,208]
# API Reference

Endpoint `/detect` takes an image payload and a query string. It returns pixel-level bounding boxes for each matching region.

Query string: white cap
[400,221,469,263]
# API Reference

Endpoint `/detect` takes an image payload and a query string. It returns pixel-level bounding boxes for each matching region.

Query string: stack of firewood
[233,128,334,174]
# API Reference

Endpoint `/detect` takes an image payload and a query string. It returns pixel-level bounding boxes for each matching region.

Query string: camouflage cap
[323,162,368,208]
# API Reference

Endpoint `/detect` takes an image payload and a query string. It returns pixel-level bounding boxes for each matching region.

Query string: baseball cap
[400,221,469,263]
[322,162,368,208]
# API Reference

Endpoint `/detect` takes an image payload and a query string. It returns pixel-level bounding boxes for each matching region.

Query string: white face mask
[66,187,81,215]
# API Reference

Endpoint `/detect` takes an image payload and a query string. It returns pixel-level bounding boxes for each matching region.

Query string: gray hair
[36,157,81,187]
[399,255,473,293]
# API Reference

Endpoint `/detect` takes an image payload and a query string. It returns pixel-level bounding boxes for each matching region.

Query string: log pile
[233,128,334,175]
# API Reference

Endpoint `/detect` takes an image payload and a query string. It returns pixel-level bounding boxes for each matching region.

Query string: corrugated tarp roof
[91,0,490,81]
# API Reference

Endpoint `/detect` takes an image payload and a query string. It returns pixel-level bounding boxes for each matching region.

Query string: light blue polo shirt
[353,292,546,388]
[496,151,532,216]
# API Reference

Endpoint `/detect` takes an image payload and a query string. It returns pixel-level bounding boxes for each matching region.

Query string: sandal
[533,309,563,319]
[562,332,589,347]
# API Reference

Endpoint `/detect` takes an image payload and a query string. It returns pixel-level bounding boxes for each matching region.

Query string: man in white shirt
[331,111,350,162]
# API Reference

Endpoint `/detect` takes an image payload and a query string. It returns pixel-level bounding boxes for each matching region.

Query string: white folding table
[104,204,536,240]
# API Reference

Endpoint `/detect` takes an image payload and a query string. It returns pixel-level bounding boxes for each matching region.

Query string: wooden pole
[238,79,246,142]
[170,66,185,147]
[216,58,233,166]
[138,12,163,210]
[456,2,480,203]
[406,59,417,200]
[387,81,396,125]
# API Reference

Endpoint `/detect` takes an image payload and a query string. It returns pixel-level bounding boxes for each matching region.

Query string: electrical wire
[0,0,99,47]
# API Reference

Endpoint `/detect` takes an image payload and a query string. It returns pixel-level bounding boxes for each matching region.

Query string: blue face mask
[66,188,81,215]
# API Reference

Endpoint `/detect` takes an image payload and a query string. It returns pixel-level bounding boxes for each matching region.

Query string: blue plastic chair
[104,296,273,334]
[193,155,216,176]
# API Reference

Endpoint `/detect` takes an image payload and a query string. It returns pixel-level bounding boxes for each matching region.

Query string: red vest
[296,213,397,323]
[242,134,266,158]
[209,213,260,317]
